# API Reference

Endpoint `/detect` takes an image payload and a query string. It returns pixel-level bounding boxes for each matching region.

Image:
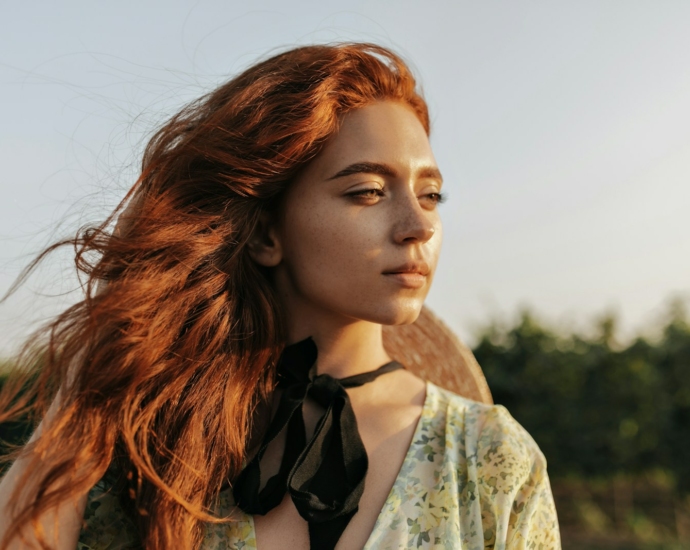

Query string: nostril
[402,225,435,243]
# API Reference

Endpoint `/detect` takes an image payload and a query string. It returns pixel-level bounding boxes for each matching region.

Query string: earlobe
[247,212,282,267]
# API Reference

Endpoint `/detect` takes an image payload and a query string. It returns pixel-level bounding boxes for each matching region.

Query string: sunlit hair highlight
[0,42,429,549]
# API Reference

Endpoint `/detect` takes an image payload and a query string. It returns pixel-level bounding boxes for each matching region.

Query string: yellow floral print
[78,381,561,549]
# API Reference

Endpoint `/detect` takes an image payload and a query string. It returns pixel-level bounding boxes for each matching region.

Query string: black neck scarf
[232,336,404,550]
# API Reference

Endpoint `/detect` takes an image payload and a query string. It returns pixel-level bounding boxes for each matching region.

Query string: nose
[391,193,437,245]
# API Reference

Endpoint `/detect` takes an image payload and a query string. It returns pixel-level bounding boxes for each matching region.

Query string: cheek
[430,219,443,268]
[282,206,383,300]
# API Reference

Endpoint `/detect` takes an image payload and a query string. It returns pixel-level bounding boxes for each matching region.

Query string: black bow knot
[232,336,404,550]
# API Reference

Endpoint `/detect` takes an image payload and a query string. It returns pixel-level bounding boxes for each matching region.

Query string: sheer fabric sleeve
[475,404,561,549]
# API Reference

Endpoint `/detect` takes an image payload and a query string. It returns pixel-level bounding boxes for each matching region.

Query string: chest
[252,393,425,550]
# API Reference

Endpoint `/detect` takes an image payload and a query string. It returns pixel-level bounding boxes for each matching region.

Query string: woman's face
[261,100,443,328]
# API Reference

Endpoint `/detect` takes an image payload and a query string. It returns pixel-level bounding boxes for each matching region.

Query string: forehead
[301,101,437,181]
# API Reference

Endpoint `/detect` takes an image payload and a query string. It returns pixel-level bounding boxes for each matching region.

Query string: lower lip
[383,272,427,289]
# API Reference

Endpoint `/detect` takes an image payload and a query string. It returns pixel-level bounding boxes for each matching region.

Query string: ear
[247,211,282,267]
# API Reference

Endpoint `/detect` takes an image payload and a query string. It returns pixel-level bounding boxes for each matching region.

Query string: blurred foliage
[472,298,690,495]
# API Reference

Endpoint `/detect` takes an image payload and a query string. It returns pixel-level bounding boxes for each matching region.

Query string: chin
[363,298,425,326]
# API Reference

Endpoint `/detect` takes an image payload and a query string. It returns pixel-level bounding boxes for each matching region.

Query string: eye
[347,188,385,201]
[424,192,447,205]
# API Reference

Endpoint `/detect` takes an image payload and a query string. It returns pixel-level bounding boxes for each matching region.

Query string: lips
[382,260,430,276]
[382,260,430,289]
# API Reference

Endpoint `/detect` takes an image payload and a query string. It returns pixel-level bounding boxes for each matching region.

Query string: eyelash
[349,189,447,204]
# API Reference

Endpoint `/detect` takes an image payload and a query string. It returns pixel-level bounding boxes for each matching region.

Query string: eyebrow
[327,161,443,183]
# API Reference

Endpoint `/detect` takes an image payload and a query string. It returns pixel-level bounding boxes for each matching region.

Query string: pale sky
[1,1,689,355]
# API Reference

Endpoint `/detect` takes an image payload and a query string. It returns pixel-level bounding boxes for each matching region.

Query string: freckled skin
[276,101,442,327]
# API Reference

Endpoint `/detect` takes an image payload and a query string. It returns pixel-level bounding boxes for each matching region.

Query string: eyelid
[345,182,384,193]
[347,187,385,197]
[347,179,384,189]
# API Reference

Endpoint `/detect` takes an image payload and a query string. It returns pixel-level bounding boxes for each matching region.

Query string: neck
[285,314,392,380]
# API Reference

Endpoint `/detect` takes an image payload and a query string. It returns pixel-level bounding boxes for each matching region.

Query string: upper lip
[383,260,430,276]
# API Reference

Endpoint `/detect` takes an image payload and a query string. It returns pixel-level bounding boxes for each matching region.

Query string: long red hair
[0,43,429,549]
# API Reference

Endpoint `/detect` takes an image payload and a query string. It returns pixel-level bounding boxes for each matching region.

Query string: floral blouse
[78,381,561,549]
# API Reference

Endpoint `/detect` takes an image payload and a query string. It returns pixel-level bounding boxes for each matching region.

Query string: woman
[0,43,560,549]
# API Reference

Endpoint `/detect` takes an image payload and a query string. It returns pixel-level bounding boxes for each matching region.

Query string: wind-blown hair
[0,43,429,549]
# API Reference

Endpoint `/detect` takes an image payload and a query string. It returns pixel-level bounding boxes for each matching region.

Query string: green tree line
[473,300,690,495]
